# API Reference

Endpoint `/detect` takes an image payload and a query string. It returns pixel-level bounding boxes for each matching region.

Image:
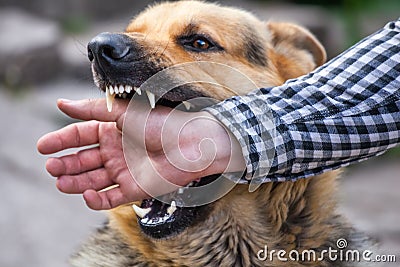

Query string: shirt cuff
[204,93,278,183]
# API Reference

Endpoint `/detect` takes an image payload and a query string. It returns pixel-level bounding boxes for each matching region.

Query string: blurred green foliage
[60,15,90,34]
[333,0,400,46]
[385,147,400,158]
[255,0,400,47]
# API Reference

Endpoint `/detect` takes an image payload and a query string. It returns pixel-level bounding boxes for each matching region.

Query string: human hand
[37,98,245,210]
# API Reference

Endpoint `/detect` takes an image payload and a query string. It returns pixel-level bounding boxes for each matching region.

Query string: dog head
[87,0,326,240]
[88,1,325,105]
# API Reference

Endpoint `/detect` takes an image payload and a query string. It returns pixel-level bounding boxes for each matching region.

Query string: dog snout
[88,32,132,68]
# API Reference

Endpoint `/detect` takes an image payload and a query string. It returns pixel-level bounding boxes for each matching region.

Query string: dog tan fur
[72,1,370,266]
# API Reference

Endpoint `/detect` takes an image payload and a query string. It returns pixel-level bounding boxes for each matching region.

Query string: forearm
[205,19,400,183]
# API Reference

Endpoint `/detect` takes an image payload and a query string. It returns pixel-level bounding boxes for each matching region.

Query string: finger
[37,121,100,154]
[83,188,131,210]
[82,176,150,210]
[57,98,128,129]
[46,146,102,177]
[56,168,114,194]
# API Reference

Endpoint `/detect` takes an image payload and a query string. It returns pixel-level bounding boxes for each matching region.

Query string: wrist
[186,111,246,177]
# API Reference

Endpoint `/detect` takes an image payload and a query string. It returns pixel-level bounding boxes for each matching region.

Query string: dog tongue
[106,86,116,112]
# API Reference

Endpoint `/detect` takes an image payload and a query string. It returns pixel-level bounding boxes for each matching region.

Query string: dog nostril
[88,48,94,62]
[102,45,130,60]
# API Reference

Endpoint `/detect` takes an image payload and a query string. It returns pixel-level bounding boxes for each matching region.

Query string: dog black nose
[87,32,131,65]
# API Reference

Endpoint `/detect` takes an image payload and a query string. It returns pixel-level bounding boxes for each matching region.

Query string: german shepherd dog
[72,1,371,266]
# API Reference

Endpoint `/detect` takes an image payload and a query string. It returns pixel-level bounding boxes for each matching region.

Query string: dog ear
[266,22,326,79]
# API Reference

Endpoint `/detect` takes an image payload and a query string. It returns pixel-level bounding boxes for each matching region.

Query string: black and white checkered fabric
[205,19,400,183]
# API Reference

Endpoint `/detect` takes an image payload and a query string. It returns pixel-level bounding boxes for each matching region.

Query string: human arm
[205,19,400,183]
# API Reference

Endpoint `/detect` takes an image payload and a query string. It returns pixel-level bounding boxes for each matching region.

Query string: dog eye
[192,38,210,50]
[179,35,221,52]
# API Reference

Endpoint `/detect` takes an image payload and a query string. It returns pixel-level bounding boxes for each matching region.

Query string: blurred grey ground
[0,0,399,266]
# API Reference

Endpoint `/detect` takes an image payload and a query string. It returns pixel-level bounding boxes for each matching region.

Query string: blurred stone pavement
[0,1,399,266]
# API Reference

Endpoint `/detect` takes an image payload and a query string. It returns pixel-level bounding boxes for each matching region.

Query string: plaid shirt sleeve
[205,19,400,183]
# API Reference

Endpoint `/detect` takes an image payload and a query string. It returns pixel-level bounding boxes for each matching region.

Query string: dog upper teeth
[167,201,177,216]
[102,84,160,111]
[132,204,152,219]
[182,101,192,111]
[103,84,143,112]
[146,91,156,109]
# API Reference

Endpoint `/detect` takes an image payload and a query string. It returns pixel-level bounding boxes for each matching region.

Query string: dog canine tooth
[146,91,156,109]
[132,204,151,219]
[182,101,191,111]
[105,86,116,112]
[167,201,177,216]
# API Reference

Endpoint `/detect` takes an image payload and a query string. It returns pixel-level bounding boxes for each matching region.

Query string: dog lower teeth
[141,214,171,225]
[134,200,179,225]
[167,201,177,215]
